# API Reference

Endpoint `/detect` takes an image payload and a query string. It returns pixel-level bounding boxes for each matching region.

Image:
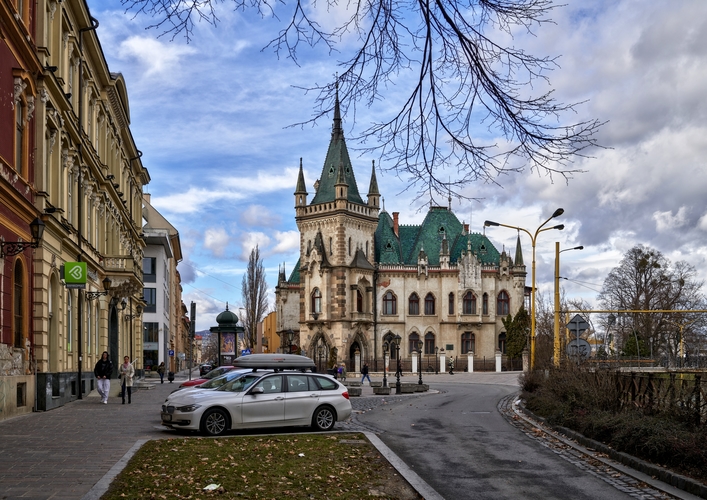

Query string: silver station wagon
[161,355,352,436]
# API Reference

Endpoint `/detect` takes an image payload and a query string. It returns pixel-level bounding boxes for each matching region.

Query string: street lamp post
[553,243,583,367]
[317,343,324,373]
[286,329,294,354]
[417,340,423,385]
[393,334,401,394]
[382,342,389,388]
[435,346,439,374]
[485,208,565,370]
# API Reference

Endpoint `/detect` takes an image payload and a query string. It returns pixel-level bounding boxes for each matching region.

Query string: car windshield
[199,370,244,389]
[203,366,232,380]
[217,373,260,393]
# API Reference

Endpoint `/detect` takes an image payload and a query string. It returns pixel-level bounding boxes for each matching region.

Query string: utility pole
[189,301,196,380]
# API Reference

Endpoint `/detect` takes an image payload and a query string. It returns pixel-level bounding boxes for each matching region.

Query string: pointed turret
[295,158,308,208]
[335,161,348,201]
[514,235,524,266]
[309,81,364,206]
[367,160,380,209]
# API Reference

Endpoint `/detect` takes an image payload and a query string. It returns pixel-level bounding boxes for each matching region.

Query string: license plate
[161,414,172,422]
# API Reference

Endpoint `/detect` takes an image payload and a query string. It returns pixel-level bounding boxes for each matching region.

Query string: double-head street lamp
[392,334,402,394]
[485,208,565,370]
[553,243,583,367]
[0,217,45,257]
[382,342,389,388]
[417,340,423,385]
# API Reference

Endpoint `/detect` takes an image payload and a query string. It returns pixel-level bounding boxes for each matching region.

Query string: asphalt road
[356,381,641,500]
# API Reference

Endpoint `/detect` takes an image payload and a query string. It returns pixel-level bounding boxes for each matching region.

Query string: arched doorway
[109,305,119,379]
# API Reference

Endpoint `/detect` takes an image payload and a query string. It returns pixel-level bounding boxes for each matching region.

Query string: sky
[86,0,707,332]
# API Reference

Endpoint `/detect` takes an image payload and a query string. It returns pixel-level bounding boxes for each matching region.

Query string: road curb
[363,431,444,500]
[81,439,150,500]
[516,399,707,499]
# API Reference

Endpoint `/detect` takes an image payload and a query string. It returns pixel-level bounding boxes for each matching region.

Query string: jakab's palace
[275,93,528,374]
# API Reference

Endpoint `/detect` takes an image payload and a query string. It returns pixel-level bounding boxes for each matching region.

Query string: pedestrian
[361,362,371,385]
[94,351,113,404]
[340,363,347,383]
[157,362,166,384]
[119,355,135,404]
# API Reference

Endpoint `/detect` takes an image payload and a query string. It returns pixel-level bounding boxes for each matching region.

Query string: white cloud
[653,207,690,233]
[240,232,272,261]
[240,205,281,227]
[117,36,197,78]
[271,231,300,255]
[203,228,230,257]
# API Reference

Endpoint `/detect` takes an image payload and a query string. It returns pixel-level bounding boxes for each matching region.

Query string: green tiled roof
[375,207,502,266]
[309,94,365,206]
[288,258,301,284]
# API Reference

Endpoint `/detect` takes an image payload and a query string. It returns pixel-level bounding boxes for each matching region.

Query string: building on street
[276,91,527,374]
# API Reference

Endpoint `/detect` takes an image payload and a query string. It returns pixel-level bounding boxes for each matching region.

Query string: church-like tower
[291,85,380,364]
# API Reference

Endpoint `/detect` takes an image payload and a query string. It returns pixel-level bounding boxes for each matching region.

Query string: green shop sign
[64,262,87,289]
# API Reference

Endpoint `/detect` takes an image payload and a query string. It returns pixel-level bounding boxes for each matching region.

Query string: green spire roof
[295,158,307,194]
[514,235,524,266]
[309,86,364,205]
[368,161,379,196]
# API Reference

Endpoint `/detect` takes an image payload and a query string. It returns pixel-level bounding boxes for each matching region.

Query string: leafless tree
[598,245,706,367]
[241,245,270,348]
[120,0,604,200]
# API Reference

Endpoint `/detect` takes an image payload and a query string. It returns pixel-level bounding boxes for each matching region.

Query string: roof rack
[232,353,316,372]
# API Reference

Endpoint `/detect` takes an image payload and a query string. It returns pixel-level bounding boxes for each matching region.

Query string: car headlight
[176,404,202,412]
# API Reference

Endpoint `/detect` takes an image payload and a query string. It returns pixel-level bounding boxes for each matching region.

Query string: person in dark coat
[156,362,166,383]
[361,362,372,385]
[94,351,113,404]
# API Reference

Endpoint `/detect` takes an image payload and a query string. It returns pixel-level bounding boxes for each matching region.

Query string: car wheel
[312,406,336,431]
[201,408,229,436]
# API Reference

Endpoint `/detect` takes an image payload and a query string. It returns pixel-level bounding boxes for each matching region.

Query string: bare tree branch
[121,0,605,200]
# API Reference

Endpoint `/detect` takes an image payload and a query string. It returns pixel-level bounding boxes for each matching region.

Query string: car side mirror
[250,387,264,395]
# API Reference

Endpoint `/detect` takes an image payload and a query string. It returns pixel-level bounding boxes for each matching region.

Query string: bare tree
[120,0,604,200]
[241,245,270,348]
[598,245,706,366]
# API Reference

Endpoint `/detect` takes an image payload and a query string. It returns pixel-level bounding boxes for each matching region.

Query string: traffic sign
[567,338,591,360]
[168,349,174,357]
[567,314,589,334]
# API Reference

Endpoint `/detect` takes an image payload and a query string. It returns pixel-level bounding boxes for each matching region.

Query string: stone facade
[276,94,527,373]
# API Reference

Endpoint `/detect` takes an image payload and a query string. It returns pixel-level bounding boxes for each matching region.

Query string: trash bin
[168,371,175,383]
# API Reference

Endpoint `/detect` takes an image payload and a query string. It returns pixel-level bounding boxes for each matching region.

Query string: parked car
[161,355,351,436]
[199,363,214,376]
[180,366,235,388]
[166,369,250,400]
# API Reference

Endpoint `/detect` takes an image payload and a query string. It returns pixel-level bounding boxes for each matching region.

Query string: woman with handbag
[119,356,135,404]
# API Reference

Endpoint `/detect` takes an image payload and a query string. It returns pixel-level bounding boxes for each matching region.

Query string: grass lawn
[102,432,421,499]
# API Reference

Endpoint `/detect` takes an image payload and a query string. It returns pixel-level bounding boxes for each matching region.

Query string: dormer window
[329,166,335,176]
[439,226,445,234]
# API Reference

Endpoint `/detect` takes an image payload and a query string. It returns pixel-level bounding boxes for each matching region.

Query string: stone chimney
[143,193,151,203]
[393,212,399,236]
[463,223,469,234]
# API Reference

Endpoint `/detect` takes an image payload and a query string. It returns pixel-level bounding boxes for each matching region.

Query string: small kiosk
[210,306,245,366]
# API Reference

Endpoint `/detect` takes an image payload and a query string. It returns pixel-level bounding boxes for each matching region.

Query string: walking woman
[119,356,135,404]
[94,351,113,404]
[157,361,166,383]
